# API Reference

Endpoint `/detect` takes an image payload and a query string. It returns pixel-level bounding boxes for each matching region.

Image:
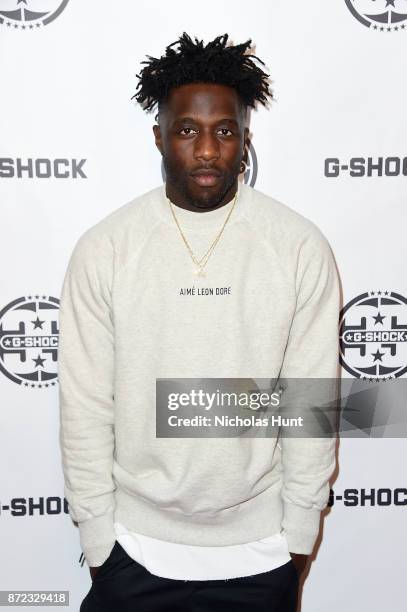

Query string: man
[58,33,340,612]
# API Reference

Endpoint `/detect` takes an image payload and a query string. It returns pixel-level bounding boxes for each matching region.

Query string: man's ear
[153,124,163,155]
[243,126,250,153]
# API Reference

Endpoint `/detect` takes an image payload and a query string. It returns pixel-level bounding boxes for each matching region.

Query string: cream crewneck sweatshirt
[58,182,340,567]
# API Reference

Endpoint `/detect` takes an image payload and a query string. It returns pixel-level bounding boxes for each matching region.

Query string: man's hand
[289,552,309,577]
[89,566,100,580]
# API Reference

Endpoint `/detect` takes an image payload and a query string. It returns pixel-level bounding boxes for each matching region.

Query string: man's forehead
[172,115,240,125]
[159,83,244,122]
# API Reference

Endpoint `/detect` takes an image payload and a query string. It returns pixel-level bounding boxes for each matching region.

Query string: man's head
[133,33,273,210]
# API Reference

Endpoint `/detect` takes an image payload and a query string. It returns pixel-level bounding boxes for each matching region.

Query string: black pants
[80,540,299,612]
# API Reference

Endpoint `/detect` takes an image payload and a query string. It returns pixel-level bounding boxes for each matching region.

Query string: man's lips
[190,169,222,187]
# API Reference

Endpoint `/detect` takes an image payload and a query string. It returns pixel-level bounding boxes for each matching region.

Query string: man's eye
[179,127,197,135]
[217,128,233,136]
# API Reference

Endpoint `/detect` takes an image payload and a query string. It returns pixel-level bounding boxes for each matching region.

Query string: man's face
[153,82,249,209]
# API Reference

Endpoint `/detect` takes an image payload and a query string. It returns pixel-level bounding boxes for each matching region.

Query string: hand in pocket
[88,541,117,581]
[89,566,100,580]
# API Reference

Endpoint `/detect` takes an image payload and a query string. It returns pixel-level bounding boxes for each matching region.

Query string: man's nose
[194,132,220,162]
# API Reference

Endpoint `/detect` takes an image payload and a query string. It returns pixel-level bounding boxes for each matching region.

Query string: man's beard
[163,156,240,210]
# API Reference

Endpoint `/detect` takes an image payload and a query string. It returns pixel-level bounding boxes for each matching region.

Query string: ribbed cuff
[281,501,321,554]
[78,512,116,566]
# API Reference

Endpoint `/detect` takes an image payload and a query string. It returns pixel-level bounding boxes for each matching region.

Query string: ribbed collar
[152,181,247,232]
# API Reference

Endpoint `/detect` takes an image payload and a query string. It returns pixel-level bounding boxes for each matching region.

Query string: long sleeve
[58,228,116,567]
[278,225,341,555]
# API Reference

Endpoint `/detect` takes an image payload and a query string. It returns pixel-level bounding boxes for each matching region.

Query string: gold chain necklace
[167,190,238,278]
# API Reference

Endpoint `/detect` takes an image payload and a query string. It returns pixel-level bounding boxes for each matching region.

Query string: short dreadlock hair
[132,32,273,115]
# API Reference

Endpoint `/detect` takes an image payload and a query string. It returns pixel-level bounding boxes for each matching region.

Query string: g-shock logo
[325,157,407,177]
[345,0,407,31]
[340,291,407,381]
[0,158,87,179]
[0,0,70,30]
[0,295,59,387]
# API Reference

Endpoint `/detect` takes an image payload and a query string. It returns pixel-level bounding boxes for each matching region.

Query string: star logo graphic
[344,0,407,31]
[371,349,385,362]
[372,312,385,325]
[31,316,45,330]
[339,290,407,381]
[0,0,71,30]
[33,354,46,368]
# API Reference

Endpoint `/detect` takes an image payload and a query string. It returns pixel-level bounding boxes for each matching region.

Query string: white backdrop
[1,1,406,610]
